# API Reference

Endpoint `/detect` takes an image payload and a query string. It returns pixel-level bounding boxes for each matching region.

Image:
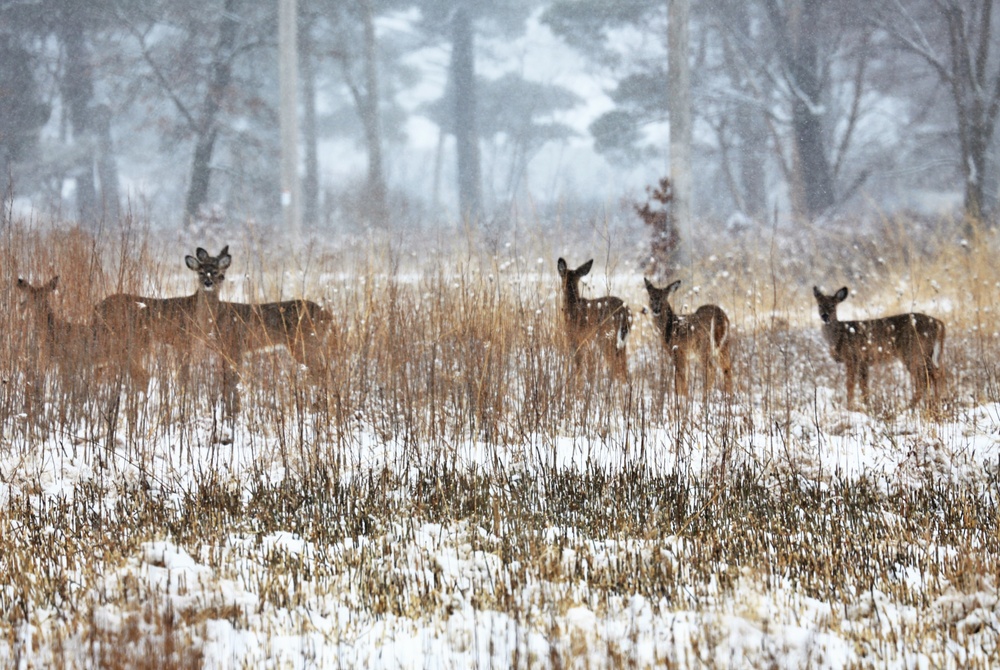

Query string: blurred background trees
[0,0,997,234]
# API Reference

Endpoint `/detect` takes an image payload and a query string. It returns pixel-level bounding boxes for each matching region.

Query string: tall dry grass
[1,210,999,665]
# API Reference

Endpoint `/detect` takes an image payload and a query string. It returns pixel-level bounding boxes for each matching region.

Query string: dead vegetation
[1,212,999,666]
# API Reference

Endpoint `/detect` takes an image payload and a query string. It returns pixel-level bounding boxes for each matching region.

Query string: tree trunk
[360,0,387,225]
[946,0,998,228]
[451,7,482,222]
[60,2,97,226]
[278,0,301,238]
[737,102,768,219]
[300,14,320,229]
[668,0,692,259]
[184,0,239,225]
[766,0,834,220]
[93,104,121,223]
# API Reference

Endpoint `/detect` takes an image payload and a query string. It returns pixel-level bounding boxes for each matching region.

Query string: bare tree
[874,0,1000,227]
[183,0,241,226]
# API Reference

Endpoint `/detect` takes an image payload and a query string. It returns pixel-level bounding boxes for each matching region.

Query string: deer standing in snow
[557,258,632,380]
[812,286,945,409]
[643,278,732,397]
[95,246,332,414]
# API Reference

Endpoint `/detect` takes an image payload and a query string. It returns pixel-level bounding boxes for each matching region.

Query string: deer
[16,276,150,392]
[556,258,632,380]
[94,246,333,414]
[643,278,733,397]
[212,295,334,413]
[94,246,233,386]
[812,286,945,409]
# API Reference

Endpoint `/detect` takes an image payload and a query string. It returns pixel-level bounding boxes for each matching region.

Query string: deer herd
[17,246,332,415]
[557,257,944,410]
[14,248,946,415]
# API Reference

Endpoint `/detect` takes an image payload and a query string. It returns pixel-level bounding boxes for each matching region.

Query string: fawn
[557,258,632,380]
[16,276,149,391]
[643,278,733,396]
[812,286,945,409]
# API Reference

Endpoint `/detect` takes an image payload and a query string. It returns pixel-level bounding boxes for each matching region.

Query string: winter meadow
[1,213,998,668]
[3,0,1000,668]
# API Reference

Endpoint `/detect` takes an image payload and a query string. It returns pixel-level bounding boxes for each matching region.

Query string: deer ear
[643,277,654,291]
[579,259,594,276]
[835,287,849,302]
[557,258,567,277]
[666,279,681,295]
[195,247,210,262]
[185,255,200,270]
[813,286,823,299]
[218,253,232,271]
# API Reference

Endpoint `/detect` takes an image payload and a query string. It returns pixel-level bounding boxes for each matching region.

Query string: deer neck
[659,309,679,343]
[821,313,843,347]
[563,281,583,317]
[195,288,222,327]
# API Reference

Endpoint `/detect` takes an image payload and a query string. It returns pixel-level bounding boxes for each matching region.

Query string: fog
[1,0,998,235]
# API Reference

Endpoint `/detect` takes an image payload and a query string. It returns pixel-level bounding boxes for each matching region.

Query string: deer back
[644,278,728,355]
[557,257,631,345]
[828,313,942,367]
[813,286,944,367]
[215,298,332,355]
[94,246,231,350]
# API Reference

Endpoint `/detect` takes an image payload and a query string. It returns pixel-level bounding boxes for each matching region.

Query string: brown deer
[643,278,733,396]
[16,276,149,391]
[212,296,334,413]
[557,258,632,380]
[812,286,945,409]
[95,246,333,414]
[94,246,232,381]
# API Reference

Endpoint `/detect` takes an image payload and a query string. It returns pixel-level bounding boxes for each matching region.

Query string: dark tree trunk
[184,0,239,225]
[93,104,121,223]
[450,7,482,222]
[60,2,97,225]
[945,0,1000,227]
[766,0,834,220]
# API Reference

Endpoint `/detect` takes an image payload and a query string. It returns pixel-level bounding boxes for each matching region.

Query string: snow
[2,260,1000,667]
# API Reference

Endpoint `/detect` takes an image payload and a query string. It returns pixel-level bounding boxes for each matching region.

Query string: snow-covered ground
[2,235,999,668]
[2,361,998,667]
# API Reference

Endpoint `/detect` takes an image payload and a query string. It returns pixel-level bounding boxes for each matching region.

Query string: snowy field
[1,224,999,668]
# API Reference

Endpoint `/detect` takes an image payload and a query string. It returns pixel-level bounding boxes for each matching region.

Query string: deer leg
[844,364,857,409]
[702,349,716,399]
[719,342,734,395]
[929,360,943,405]
[858,363,871,407]
[222,362,241,417]
[672,349,688,396]
[908,361,929,408]
[611,343,629,382]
